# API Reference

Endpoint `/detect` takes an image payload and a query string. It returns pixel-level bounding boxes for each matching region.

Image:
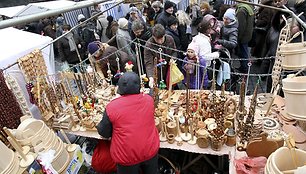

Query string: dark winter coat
[295,0,306,21]
[236,3,255,44]
[153,8,163,25]
[218,20,238,52]
[255,0,275,29]
[78,22,97,48]
[131,26,152,74]
[177,24,192,51]
[57,34,82,64]
[144,34,177,80]
[156,11,174,28]
[166,28,181,50]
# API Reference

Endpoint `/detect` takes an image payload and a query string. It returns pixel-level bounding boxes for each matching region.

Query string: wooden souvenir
[282,124,306,144]
[166,122,177,136]
[174,117,182,142]
[167,134,175,144]
[51,140,70,173]
[0,139,15,172]
[196,129,209,148]
[159,122,167,142]
[60,129,77,152]
[210,136,224,151]
[271,146,306,174]
[7,137,34,168]
[246,132,279,158]
[188,119,197,145]
[225,128,236,147]
[3,127,30,155]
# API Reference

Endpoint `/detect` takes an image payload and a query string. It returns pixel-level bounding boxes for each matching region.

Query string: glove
[149,77,154,88]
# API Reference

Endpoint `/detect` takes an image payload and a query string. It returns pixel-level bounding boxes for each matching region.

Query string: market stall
[0,27,55,119]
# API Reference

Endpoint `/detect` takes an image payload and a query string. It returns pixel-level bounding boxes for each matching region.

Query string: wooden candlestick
[175,117,182,142]
[188,119,197,145]
[60,129,77,152]
[159,122,167,142]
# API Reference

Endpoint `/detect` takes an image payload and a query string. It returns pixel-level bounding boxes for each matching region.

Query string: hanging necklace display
[63,73,86,131]
[73,73,85,96]
[237,81,259,151]
[158,48,166,89]
[181,69,191,141]
[4,74,32,117]
[153,57,159,107]
[114,55,123,78]
[106,62,113,84]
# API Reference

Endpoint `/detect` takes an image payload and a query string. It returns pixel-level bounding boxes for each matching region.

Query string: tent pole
[0,0,110,29]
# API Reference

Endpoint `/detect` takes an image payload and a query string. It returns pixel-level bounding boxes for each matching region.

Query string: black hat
[167,15,178,27]
[117,72,141,95]
[164,1,173,10]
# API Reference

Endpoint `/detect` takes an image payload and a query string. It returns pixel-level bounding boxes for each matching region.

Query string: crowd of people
[22,0,306,92]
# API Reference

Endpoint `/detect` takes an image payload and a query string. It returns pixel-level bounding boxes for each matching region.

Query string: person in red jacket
[96,72,160,174]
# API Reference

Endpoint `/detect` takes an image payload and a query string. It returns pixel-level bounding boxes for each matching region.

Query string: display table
[68,129,237,174]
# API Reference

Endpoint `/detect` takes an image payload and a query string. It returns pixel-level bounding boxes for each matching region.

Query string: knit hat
[87,42,100,56]
[167,15,178,27]
[118,18,129,29]
[187,41,199,56]
[117,72,141,95]
[223,8,236,21]
[164,1,173,10]
[78,14,86,22]
[56,16,64,25]
[129,7,138,14]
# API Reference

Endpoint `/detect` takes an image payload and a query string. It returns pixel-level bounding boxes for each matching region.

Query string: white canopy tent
[0,27,55,119]
[0,5,26,18]
[15,0,77,17]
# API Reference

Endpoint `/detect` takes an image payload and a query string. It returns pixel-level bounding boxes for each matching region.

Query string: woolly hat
[56,16,64,25]
[167,15,178,27]
[187,41,199,56]
[129,7,138,14]
[117,72,141,95]
[223,8,236,21]
[78,14,86,22]
[118,18,129,29]
[87,42,100,56]
[164,1,173,10]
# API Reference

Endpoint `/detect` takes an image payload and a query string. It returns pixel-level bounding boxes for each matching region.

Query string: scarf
[237,3,254,16]
[65,32,77,51]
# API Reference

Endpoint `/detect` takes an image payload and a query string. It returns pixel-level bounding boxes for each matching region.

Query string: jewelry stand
[174,117,182,142]
[188,120,197,145]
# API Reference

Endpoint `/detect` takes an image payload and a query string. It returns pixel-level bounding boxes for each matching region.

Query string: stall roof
[0,5,26,18]
[15,0,77,17]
